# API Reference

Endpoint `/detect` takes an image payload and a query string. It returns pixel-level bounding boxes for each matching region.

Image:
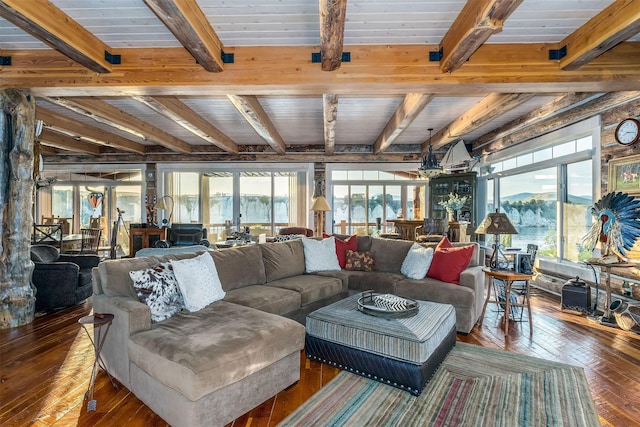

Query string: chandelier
[417,128,442,179]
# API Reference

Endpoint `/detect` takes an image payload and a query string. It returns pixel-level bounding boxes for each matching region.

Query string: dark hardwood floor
[1,289,639,426]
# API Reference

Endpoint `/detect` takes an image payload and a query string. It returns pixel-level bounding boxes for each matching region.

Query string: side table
[478,269,534,336]
[585,260,635,326]
[78,313,118,411]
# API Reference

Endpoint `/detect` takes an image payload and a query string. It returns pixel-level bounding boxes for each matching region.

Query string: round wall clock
[614,118,640,146]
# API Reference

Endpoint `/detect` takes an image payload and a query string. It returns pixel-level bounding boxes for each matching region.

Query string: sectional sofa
[92,235,485,426]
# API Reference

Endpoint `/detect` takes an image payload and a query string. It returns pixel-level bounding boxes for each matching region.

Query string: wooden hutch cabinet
[429,172,478,236]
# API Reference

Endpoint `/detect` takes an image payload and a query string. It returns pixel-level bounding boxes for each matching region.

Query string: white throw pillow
[401,243,435,280]
[170,252,225,312]
[129,261,184,323]
[302,237,341,273]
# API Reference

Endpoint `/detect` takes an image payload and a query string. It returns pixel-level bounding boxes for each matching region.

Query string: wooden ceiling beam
[323,94,338,155]
[422,92,534,151]
[319,0,348,71]
[143,0,224,72]
[472,92,603,150]
[36,107,147,155]
[227,95,287,155]
[134,96,239,153]
[473,91,640,157]
[44,97,192,154]
[559,0,640,71]
[439,0,523,73]
[38,129,101,155]
[0,0,113,73]
[373,93,433,154]
[5,43,640,94]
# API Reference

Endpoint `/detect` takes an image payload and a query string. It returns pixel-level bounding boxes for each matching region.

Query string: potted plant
[438,193,468,222]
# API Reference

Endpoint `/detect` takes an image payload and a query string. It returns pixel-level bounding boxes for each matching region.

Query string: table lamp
[475,209,518,270]
[310,196,331,236]
[155,195,174,227]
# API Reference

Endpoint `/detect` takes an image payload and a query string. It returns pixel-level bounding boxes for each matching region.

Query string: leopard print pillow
[129,262,184,322]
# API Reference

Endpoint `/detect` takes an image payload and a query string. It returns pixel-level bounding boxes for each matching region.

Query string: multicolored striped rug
[278,343,599,427]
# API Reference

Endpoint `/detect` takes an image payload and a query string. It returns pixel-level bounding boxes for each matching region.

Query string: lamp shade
[310,196,331,212]
[155,197,169,210]
[475,209,518,235]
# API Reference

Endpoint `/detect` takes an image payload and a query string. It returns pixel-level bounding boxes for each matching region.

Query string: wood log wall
[0,89,36,329]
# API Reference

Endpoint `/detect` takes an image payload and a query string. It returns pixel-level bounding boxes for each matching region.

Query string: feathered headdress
[583,191,640,260]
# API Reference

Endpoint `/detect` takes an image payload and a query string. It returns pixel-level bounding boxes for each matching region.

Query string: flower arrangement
[438,192,468,213]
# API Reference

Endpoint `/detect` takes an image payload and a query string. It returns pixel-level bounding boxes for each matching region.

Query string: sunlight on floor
[32,327,91,424]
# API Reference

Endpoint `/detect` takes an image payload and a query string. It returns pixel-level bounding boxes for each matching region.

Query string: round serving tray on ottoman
[357,290,419,318]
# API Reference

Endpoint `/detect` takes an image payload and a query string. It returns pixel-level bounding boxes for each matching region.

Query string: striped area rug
[278,343,599,427]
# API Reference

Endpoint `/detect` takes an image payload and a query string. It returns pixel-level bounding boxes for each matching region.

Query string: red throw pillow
[427,244,474,285]
[323,233,357,268]
[436,236,453,250]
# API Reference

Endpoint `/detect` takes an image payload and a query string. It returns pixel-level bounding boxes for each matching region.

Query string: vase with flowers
[438,192,468,222]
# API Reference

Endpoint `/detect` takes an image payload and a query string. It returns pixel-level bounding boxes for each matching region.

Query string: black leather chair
[155,223,210,248]
[30,244,100,311]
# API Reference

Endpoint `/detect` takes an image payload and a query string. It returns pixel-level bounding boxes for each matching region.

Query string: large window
[162,166,310,241]
[328,165,425,235]
[478,120,597,263]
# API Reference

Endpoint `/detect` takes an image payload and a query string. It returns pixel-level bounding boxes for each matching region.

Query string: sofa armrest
[458,265,486,322]
[198,238,211,247]
[92,294,151,388]
[59,253,100,270]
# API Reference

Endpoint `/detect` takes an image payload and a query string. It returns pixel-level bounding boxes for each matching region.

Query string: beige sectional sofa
[92,236,484,427]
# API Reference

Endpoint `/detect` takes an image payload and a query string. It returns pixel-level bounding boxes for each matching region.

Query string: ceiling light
[417,128,442,179]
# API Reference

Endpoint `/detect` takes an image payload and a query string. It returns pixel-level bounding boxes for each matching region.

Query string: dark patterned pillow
[344,250,375,272]
[274,234,305,242]
[129,262,184,322]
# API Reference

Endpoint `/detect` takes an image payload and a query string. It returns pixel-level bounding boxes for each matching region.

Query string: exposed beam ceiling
[38,128,101,155]
[559,0,640,71]
[227,95,286,155]
[143,0,225,72]
[423,93,535,151]
[36,107,146,155]
[0,0,113,73]
[43,97,193,154]
[439,0,523,73]
[319,0,348,72]
[2,0,640,164]
[322,94,338,156]
[134,96,239,153]
[373,94,433,154]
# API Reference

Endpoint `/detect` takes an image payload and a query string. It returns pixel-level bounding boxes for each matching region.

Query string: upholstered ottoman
[305,294,456,395]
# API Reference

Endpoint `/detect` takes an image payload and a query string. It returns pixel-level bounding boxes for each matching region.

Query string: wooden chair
[32,224,64,249]
[79,228,102,254]
[415,218,447,243]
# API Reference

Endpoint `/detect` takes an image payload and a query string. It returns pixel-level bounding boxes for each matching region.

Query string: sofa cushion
[395,277,475,309]
[267,275,343,306]
[333,234,373,252]
[401,243,435,280]
[344,271,405,294]
[171,252,225,311]
[99,256,167,299]
[301,237,341,273]
[427,243,474,285]
[129,261,184,322]
[224,285,301,315]
[213,245,266,291]
[369,238,414,273]
[128,301,305,401]
[260,239,305,282]
[344,250,375,272]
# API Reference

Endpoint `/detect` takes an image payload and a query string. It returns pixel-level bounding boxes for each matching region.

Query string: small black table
[78,313,118,411]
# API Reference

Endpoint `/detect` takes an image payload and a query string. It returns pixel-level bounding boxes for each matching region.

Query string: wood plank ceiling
[2,0,640,169]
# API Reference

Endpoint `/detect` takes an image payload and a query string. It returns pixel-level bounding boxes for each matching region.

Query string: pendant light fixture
[418,128,442,179]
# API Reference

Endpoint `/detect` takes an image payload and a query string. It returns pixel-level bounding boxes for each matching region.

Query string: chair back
[80,228,101,254]
[278,226,314,237]
[422,218,447,235]
[33,224,63,249]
